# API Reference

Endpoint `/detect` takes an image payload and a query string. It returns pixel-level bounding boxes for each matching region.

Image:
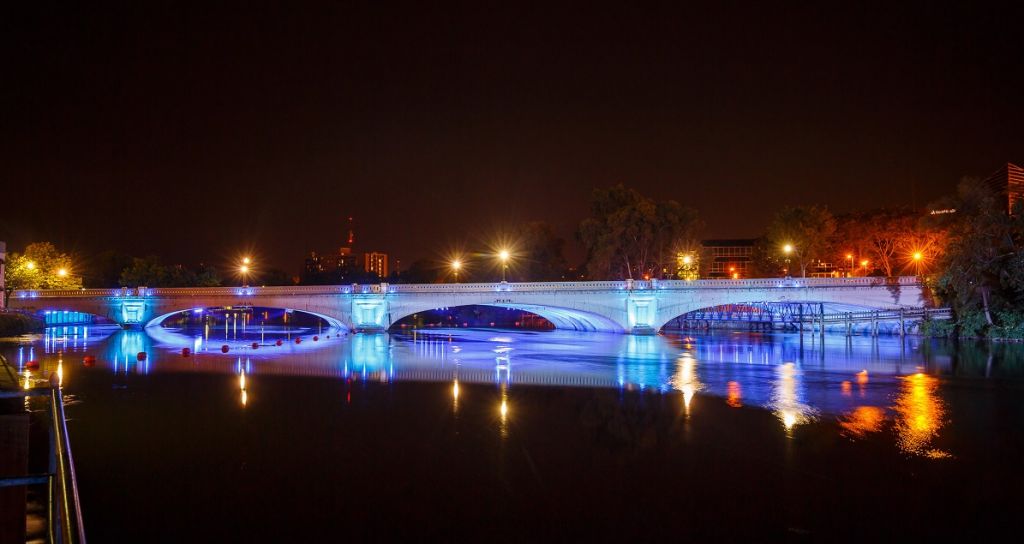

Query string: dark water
[4,324,1024,541]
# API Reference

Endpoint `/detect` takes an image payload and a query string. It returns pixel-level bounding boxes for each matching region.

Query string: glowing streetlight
[239,264,250,286]
[242,256,251,265]
[451,259,462,283]
[25,261,36,270]
[682,255,693,265]
[782,244,793,277]
[846,253,854,276]
[57,268,68,277]
[498,250,510,282]
[912,252,923,261]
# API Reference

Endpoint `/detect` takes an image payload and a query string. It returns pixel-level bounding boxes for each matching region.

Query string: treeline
[6,179,1021,338]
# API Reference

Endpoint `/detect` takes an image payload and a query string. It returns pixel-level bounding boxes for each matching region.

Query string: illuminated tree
[764,206,836,277]
[3,242,82,302]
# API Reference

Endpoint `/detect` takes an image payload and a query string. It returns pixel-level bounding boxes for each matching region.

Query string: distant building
[701,239,755,279]
[982,162,1024,214]
[364,252,388,278]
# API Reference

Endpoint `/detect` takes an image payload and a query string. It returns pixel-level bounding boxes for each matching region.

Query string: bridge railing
[10,276,922,298]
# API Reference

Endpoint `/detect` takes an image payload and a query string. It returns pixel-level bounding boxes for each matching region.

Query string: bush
[991,311,1024,340]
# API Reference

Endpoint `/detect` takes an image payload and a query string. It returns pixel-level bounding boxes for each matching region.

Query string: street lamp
[25,261,36,270]
[912,251,923,276]
[782,244,793,278]
[57,268,68,277]
[846,253,854,277]
[498,250,510,282]
[239,264,250,287]
[451,259,462,283]
[860,259,870,274]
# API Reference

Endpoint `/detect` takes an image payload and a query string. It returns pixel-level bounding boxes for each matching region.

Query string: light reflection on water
[8,325,1024,458]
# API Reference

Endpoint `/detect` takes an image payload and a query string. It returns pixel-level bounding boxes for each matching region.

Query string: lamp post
[451,259,462,283]
[239,256,252,287]
[912,251,923,276]
[846,253,854,277]
[498,250,510,282]
[782,244,793,278]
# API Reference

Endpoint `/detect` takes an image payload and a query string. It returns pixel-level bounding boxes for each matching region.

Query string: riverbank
[0,312,45,337]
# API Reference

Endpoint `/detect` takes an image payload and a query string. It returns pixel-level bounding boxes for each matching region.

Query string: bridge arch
[386,302,627,333]
[144,307,346,330]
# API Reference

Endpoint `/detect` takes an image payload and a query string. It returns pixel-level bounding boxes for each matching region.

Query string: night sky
[3,2,1023,273]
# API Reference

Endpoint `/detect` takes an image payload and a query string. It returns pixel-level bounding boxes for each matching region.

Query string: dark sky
[3,1,1023,274]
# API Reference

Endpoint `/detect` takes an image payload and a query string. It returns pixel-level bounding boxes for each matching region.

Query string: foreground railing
[0,385,86,544]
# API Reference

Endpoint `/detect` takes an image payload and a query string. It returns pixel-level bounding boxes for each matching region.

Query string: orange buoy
[275,339,283,346]
[251,342,259,349]
[26,360,40,370]
[137,352,147,361]
[221,345,230,353]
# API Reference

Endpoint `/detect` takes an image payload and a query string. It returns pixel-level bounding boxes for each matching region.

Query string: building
[701,239,755,279]
[982,162,1024,214]
[364,252,388,278]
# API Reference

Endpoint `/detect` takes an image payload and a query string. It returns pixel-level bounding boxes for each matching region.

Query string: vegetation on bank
[0,312,45,337]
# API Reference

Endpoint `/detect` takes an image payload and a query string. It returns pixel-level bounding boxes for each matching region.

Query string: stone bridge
[8,277,933,334]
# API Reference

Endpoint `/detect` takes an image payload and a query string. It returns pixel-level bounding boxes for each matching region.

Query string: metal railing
[0,385,87,544]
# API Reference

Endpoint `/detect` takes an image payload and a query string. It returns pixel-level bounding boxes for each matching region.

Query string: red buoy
[221,345,230,353]
[313,335,319,341]
[83,356,96,367]
[137,352,147,361]
[275,339,283,346]
[295,338,302,344]
[26,360,39,370]
[181,348,190,357]
[251,342,259,349]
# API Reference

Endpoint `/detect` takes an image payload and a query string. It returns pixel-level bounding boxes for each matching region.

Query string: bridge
[7,276,938,335]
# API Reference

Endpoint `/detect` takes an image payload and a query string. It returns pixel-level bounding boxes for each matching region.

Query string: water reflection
[10,325,1024,455]
[893,373,950,459]
[769,363,817,434]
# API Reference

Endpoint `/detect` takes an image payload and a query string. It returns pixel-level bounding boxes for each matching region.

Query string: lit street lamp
[846,253,854,277]
[782,244,793,278]
[451,259,462,283]
[57,268,68,277]
[26,261,36,270]
[498,250,510,282]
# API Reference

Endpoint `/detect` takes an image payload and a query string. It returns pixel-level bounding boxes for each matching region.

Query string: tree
[929,178,1023,330]
[578,184,701,279]
[4,242,82,302]
[764,205,836,277]
[515,221,568,281]
[119,256,169,287]
[119,256,222,287]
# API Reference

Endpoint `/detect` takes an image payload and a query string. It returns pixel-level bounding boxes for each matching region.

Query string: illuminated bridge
[8,276,941,335]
